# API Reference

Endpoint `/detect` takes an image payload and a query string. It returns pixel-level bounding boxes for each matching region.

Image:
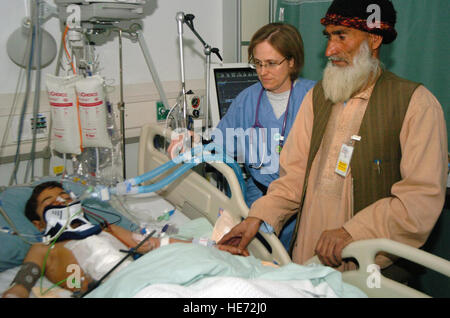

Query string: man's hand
[314,227,353,267]
[217,217,262,256]
[215,244,250,256]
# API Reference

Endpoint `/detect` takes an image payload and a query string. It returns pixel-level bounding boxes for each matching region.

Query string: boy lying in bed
[2,181,248,298]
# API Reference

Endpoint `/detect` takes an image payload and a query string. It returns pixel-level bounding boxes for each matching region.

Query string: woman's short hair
[248,22,305,81]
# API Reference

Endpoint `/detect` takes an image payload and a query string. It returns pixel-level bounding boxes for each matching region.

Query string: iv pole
[176,12,222,140]
[117,29,126,179]
[175,12,188,132]
[114,23,171,180]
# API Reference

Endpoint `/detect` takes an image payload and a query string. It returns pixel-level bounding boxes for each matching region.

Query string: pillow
[0,177,136,272]
[0,184,39,272]
[0,233,33,271]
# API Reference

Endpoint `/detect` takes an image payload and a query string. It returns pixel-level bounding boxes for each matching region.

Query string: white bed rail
[137,123,291,265]
[306,238,450,298]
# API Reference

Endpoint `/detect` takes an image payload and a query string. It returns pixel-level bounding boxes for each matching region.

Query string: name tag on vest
[335,143,354,177]
[335,135,361,177]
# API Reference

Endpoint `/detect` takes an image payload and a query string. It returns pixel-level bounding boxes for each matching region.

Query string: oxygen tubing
[125,143,246,197]
[134,161,197,194]
[82,143,247,200]
[117,151,244,197]
[122,145,205,188]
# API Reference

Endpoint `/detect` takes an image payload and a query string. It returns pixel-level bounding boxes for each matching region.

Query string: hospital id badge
[335,143,354,177]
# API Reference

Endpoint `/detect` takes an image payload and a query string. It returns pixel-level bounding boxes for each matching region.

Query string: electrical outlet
[10,113,48,143]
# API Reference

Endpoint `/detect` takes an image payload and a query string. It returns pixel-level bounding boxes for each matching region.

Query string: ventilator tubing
[82,143,246,200]
[113,144,205,194]
[117,143,246,197]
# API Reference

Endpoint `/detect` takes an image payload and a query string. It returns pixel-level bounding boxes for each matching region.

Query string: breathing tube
[80,143,247,201]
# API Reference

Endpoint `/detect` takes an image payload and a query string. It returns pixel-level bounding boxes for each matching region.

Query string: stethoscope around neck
[249,82,293,169]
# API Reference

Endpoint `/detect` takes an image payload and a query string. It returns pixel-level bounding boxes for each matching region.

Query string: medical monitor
[209,63,259,129]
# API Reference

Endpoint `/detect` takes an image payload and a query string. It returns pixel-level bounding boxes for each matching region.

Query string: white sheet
[134,276,339,298]
[0,267,19,296]
[112,192,191,233]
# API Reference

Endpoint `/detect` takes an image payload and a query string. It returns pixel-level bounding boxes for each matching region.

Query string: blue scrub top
[213,77,316,207]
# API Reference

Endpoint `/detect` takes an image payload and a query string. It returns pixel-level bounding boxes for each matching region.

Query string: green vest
[289,70,420,255]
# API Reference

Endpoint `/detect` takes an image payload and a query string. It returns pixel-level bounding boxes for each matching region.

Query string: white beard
[322,41,380,104]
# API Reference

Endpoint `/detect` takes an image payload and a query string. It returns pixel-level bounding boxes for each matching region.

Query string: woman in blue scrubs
[212,23,315,250]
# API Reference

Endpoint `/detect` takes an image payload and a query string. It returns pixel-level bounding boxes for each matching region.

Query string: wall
[0,0,225,185]
[221,0,270,63]
[240,0,269,61]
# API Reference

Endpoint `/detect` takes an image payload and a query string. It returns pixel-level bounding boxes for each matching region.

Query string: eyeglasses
[250,58,287,70]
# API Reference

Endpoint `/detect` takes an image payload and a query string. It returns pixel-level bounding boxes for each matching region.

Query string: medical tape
[159,236,170,247]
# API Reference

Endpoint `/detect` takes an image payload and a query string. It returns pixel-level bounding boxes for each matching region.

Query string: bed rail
[305,238,450,298]
[137,123,291,265]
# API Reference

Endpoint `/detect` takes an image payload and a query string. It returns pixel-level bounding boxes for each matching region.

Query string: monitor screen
[209,63,259,129]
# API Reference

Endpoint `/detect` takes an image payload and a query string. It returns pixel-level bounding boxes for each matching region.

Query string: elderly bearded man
[218,0,447,283]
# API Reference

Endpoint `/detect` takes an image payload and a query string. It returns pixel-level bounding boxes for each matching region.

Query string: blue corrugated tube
[86,143,247,200]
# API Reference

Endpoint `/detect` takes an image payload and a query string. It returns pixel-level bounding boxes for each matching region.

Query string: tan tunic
[249,83,448,268]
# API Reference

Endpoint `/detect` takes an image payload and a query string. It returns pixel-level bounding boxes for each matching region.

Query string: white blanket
[134,276,339,298]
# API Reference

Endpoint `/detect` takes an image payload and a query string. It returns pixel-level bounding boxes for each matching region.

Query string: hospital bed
[0,123,449,298]
[129,123,450,298]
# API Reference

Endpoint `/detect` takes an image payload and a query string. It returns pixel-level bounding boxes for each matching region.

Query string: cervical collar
[43,200,101,243]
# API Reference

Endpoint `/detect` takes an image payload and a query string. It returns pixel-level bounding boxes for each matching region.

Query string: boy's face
[32,187,73,231]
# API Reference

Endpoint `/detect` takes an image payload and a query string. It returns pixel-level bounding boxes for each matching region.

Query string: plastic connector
[78,185,111,202]
[78,186,95,201]
[99,187,110,201]
[115,181,132,195]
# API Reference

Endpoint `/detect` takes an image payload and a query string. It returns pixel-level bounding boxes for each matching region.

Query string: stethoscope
[249,81,293,169]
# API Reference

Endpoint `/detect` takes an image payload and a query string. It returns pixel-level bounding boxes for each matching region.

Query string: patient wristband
[10,262,41,292]
[192,237,216,247]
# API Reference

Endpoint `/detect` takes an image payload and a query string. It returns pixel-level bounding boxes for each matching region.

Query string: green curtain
[275,0,449,148]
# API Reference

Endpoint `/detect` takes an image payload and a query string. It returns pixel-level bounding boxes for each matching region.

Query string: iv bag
[75,75,112,148]
[73,84,124,186]
[46,74,82,155]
